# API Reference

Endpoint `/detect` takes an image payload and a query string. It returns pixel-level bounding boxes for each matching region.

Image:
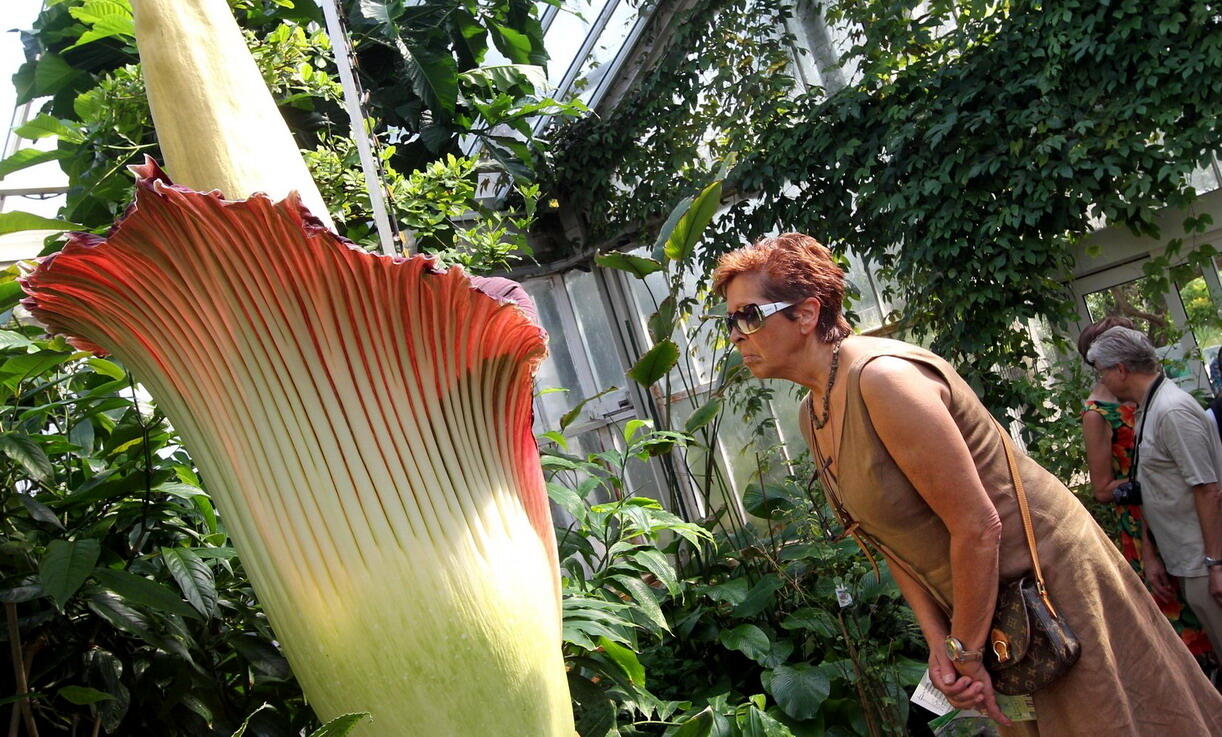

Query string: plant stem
[5,603,39,737]
[128,377,155,553]
[837,609,882,737]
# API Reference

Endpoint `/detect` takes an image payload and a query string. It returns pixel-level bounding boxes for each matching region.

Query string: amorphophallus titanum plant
[21,0,575,734]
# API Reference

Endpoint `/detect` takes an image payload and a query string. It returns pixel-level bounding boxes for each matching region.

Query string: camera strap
[1131,373,1166,481]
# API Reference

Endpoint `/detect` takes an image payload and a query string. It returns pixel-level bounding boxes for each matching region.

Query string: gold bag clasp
[991,629,1011,663]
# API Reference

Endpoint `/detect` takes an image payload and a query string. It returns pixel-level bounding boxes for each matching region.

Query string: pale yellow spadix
[131,0,333,229]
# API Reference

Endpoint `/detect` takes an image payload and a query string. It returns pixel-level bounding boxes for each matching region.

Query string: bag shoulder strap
[993,418,1060,619]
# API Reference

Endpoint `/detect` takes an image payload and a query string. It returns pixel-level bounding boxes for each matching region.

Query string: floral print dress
[1083,399,1214,658]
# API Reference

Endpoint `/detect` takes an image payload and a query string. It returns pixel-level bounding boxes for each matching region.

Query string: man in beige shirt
[1088,326,1222,653]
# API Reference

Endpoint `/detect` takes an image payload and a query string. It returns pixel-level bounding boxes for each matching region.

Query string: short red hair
[712,233,852,343]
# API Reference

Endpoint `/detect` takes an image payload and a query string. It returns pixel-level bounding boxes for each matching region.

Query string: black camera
[1113,479,1142,505]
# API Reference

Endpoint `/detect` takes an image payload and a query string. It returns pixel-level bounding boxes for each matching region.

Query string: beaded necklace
[810,336,845,429]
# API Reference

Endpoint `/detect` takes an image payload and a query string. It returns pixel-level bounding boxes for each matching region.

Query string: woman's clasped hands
[928,646,1013,727]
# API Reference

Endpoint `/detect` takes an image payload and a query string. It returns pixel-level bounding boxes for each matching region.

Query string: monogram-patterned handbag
[986,422,1081,695]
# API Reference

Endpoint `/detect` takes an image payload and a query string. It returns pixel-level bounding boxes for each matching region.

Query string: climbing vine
[546,0,1222,412]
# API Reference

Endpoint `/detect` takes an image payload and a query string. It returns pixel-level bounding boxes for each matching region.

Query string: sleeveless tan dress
[805,338,1222,736]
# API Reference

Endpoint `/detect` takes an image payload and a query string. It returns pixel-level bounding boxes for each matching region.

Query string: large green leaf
[546,480,586,520]
[648,295,677,343]
[58,686,114,705]
[0,431,52,481]
[663,180,722,263]
[489,23,537,65]
[567,673,616,737]
[610,574,670,633]
[401,42,459,117]
[13,114,83,144]
[18,493,63,529]
[673,707,715,737]
[763,664,831,720]
[780,607,839,638]
[684,396,722,434]
[357,1,458,116]
[458,64,546,94]
[733,574,784,618]
[68,419,95,455]
[0,330,36,351]
[705,577,749,605]
[0,279,24,313]
[0,211,81,237]
[650,194,694,261]
[0,583,43,604]
[39,539,101,609]
[628,339,679,387]
[630,548,679,595]
[0,148,69,180]
[91,567,199,619]
[596,636,645,686]
[31,54,83,99]
[88,649,128,732]
[67,0,135,50]
[356,0,401,26]
[308,713,371,737]
[595,252,664,279]
[742,482,793,520]
[161,547,218,618]
[563,617,629,650]
[718,623,771,665]
[737,706,794,737]
[87,591,154,639]
[231,634,293,680]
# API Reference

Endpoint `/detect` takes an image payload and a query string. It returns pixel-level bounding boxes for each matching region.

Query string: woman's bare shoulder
[857,354,946,399]
[1085,383,1118,403]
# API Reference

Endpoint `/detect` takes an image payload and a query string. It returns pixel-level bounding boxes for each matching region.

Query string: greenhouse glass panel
[563,268,626,394]
[767,379,806,459]
[543,0,616,88]
[524,277,588,429]
[570,0,637,102]
[844,250,884,331]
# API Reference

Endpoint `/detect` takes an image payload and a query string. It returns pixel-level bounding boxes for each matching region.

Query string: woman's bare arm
[1083,409,1121,503]
[859,357,1010,724]
[859,358,1001,653]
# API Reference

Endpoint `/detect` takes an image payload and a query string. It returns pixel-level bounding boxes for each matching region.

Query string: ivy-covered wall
[546,0,1222,412]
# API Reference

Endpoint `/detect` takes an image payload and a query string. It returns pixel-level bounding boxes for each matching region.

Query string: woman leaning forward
[712,233,1222,736]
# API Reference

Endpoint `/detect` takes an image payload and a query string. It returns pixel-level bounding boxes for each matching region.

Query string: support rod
[319,0,399,256]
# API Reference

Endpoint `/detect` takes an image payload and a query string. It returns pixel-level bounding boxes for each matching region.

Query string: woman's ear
[795,297,821,335]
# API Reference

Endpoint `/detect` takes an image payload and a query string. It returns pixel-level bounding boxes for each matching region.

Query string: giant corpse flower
[21,0,575,733]
[23,0,577,728]
[22,160,573,735]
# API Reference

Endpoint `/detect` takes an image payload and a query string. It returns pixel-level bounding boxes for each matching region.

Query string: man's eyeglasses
[725,301,794,335]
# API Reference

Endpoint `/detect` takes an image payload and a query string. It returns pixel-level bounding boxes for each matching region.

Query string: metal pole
[319,0,399,256]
